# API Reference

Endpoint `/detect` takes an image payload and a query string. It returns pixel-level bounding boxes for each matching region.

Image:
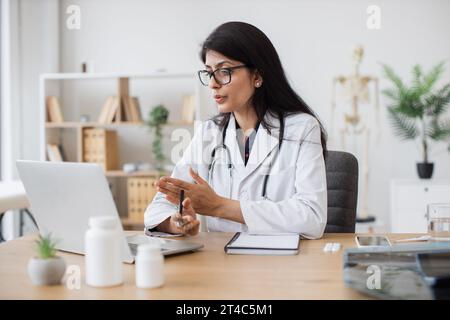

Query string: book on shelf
[115,96,126,122]
[98,95,142,123]
[128,97,142,122]
[46,96,64,123]
[97,96,114,124]
[97,95,120,124]
[122,96,133,123]
[106,96,120,123]
[46,144,64,162]
[181,94,196,124]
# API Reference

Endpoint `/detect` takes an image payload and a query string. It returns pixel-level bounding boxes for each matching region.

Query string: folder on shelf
[46,96,64,123]
[224,232,300,255]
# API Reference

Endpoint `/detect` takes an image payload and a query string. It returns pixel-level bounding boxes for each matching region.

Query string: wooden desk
[0,232,418,299]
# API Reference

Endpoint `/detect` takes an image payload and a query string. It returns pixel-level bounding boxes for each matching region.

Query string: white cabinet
[390,179,450,233]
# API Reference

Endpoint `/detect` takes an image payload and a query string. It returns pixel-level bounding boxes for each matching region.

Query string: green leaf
[381,64,406,93]
[35,233,58,259]
[147,105,169,128]
[428,119,450,141]
[381,88,399,101]
[146,104,170,170]
[425,84,450,117]
[411,64,423,91]
[394,91,424,118]
[422,61,445,94]
[387,107,418,140]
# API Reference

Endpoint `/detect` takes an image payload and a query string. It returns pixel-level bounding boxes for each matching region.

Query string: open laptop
[16,160,203,263]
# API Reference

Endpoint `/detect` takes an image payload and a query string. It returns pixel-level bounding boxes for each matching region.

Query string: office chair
[324,151,359,233]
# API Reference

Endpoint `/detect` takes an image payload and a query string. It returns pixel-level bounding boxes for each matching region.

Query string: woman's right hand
[168,197,200,236]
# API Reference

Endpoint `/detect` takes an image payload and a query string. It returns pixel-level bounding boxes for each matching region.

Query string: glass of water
[427,203,450,241]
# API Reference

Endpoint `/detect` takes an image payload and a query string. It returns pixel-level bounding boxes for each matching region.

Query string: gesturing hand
[155,167,224,216]
[169,197,199,236]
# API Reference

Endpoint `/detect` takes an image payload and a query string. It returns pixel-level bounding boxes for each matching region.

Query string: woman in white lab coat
[144,21,328,239]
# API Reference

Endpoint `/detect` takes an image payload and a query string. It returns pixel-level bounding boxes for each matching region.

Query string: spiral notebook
[224,232,300,255]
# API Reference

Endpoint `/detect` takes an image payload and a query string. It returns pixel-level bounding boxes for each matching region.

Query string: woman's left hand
[155,167,224,216]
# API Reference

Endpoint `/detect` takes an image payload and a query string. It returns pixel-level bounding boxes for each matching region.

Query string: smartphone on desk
[355,235,392,248]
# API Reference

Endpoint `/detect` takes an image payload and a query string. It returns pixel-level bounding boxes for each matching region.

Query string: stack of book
[83,128,119,170]
[127,177,157,222]
[97,96,143,124]
[46,96,64,122]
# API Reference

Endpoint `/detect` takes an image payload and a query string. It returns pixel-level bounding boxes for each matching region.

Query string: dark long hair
[200,21,327,157]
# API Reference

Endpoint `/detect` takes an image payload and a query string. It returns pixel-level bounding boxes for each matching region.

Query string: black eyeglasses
[197,65,247,86]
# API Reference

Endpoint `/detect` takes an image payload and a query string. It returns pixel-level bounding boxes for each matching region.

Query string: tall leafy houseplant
[382,62,450,179]
[146,104,169,172]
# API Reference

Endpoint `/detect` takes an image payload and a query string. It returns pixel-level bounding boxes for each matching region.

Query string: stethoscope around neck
[207,118,282,200]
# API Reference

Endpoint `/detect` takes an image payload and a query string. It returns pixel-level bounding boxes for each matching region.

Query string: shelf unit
[39,72,201,229]
[45,120,192,128]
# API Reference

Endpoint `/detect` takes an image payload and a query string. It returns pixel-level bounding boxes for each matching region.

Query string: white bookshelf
[39,72,203,228]
[39,72,202,161]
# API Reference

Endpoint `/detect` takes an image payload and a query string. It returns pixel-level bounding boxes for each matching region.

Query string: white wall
[3,0,59,177]
[20,0,60,162]
[11,0,450,231]
[1,0,59,239]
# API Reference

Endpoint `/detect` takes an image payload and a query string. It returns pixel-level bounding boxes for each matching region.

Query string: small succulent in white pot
[28,233,66,286]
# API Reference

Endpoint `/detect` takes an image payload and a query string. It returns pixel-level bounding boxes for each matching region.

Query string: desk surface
[0,232,420,299]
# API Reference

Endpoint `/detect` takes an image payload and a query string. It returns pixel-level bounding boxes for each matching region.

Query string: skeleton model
[331,46,380,220]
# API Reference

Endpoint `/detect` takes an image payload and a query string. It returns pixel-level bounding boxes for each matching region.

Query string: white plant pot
[28,256,66,286]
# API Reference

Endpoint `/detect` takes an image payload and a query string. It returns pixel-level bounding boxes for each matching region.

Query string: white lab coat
[144,112,327,239]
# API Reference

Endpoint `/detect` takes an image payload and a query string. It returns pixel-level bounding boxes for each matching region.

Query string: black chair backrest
[324,151,359,233]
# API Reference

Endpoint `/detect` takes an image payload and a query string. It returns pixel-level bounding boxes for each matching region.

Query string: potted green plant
[381,62,450,179]
[146,104,169,172]
[28,233,66,285]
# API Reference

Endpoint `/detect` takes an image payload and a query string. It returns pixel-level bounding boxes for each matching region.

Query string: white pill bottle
[85,216,123,287]
[135,243,164,288]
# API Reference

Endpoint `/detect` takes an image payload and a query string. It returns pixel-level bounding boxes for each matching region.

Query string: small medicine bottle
[135,243,165,289]
[85,216,123,287]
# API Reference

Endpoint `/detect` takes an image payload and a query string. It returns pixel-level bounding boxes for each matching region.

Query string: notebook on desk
[224,232,300,255]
